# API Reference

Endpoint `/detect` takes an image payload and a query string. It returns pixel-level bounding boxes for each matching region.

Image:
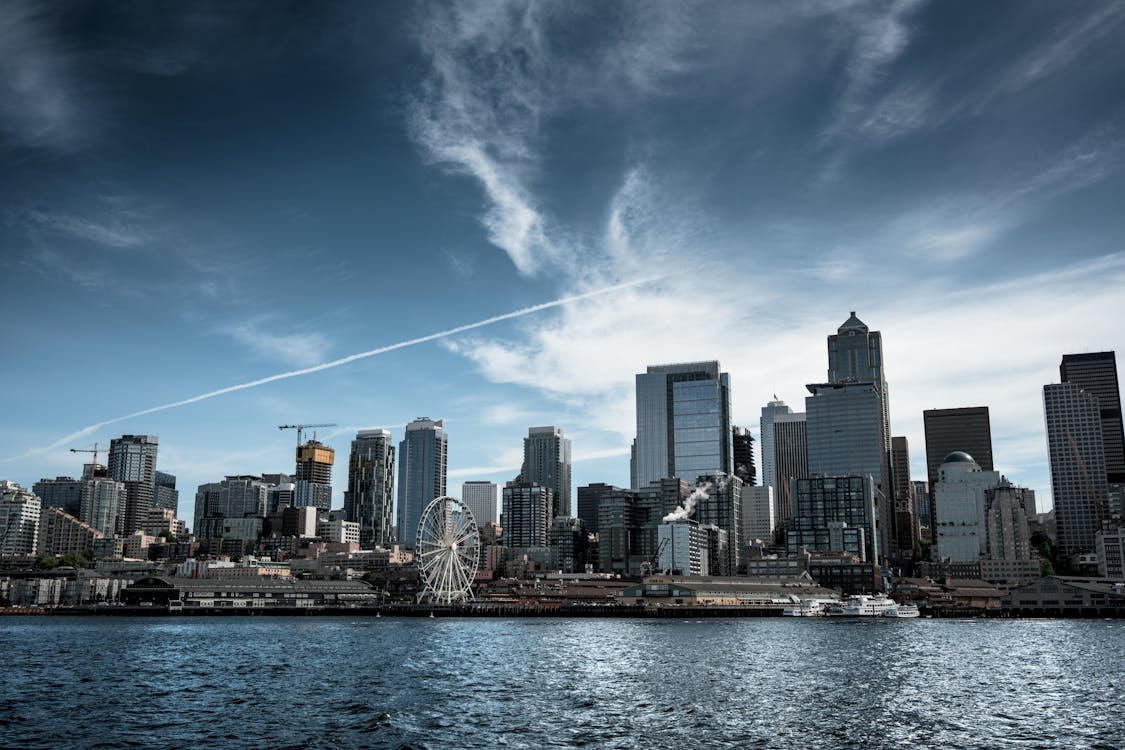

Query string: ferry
[782,599,828,617]
[883,603,921,618]
[826,593,900,617]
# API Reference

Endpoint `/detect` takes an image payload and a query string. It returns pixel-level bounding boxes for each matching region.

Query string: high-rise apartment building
[521,426,572,518]
[462,481,499,527]
[37,507,103,557]
[732,426,756,486]
[344,429,396,548]
[80,477,126,537]
[577,483,618,535]
[294,440,334,511]
[501,480,552,549]
[107,434,158,535]
[741,485,775,545]
[0,481,41,555]
[194,475,270,539]
[694,474,743,576]
[1061,352,1124,484]
[631,362,732,489]
[1044,383,1109,557]
[397,418,448,547]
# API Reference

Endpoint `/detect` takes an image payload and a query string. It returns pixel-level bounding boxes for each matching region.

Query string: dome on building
[942,451,976,464]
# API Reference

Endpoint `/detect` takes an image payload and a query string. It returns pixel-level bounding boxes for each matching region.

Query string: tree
[35,554,58,570]
[59,550,92,569]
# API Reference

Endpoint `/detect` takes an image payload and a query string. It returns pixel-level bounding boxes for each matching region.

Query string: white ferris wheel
[415,496,480,604]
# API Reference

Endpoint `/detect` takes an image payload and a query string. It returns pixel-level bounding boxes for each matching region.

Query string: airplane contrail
[23,277,657,459]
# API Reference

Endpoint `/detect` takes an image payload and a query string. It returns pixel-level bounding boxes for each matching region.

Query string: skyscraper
[808,312,894,563]
[1044,383,1108,557]
[760,397,792,500]
[397,418,448,547]
[344,429,396,548]
[294,440,334,511]
[732,426,756,486]
[891,436,917,558]
[521,426,572,518]
[0,481,41,555]
[461,481,498,527]
[153,471,179,514]
[1060,352,1124,484]
[772,413,808,527]
[632,361,733,489]
[107,434,158,535]
[805,381,891,562]
[80,477,126,537]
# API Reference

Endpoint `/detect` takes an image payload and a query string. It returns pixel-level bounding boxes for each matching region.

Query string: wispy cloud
[225,320,332,368]
[18,207,152,249]
[0,1,88,150]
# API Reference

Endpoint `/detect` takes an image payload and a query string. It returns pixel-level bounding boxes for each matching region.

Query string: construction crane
[278,423,337,448]
[70,443,102,476]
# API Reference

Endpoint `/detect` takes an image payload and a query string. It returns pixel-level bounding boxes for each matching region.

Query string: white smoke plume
[663,481,712,523]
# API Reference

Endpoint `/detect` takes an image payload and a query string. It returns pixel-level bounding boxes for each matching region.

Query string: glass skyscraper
[521,426,572,518]
[1060,351,1124,484]
[631,361,732,490]
[396,418,448,548]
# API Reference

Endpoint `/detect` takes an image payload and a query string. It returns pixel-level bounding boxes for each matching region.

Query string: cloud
[0,1,87,149]
[18,207,152,249]
[226,320,332,368]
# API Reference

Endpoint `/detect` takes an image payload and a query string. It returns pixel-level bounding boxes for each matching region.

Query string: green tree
[35,554,58,569]
[59,550,92,569]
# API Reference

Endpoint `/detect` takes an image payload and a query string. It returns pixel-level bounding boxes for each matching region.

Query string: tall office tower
[294,440,334,511]
[741,485,775,545]
[107,435,158,535]
[760,397,792,499]
[1044,383,1109,557]
[732,426,756,486]
[912,480,931,534]
[33,477,84,517]
[828,312,891,454]
[80,477,126,536]
[772,413,808,527]
[577,482,618,535]
[933,452,1001,563]
[462,481,499,527]
[397,418,448,548]
[595,485,641,574]
[521,426,572,518]
[631,361,732,490]
[923,407,994,537]
[694,474,742,575]
[1061,352,1125,483]
[153,472,179,513]
[549,516,589,573]
[806,381,892,562]
[0,481,41,555]
[344,429,396,548]
[890,436,918,558]
[501,481,552,549]
[786,476,878,562]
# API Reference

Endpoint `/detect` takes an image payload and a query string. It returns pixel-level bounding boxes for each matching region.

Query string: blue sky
[3,1,1124,531]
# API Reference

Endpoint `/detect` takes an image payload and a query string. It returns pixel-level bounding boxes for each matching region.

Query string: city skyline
[3,2,1125,531]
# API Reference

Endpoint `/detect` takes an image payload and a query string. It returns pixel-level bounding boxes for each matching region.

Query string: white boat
[826,593,900,617]
[782,599,827,617]
[883,603,920,618]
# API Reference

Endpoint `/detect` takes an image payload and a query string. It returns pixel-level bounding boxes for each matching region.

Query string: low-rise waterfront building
[617,575,840,609]
[121,576,380,608]
[1003,576,1125,615]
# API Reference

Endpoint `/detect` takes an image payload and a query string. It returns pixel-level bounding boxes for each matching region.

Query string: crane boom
[278,423,337,447]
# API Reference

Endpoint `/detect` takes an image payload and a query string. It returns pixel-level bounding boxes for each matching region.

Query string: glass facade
[396,418,448,548]
[633,362,732,489]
